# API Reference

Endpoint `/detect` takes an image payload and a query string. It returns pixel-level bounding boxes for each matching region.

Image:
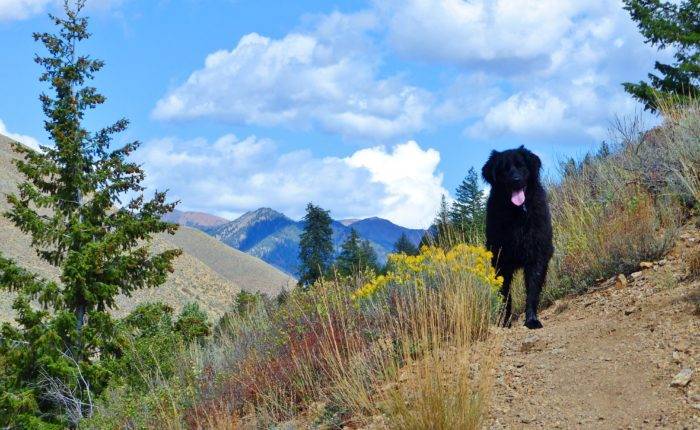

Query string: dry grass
[312,265,499,430]
[687,248,700,279]
[85,246,501,429]
[537,103,700,304]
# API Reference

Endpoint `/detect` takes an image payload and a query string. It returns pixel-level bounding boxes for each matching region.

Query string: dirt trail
[489,228,699,429]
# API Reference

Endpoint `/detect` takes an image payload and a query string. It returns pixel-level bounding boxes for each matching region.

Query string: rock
[674,341,691,353]
[615,274,627,289]
[671,368,693,387]
[521,334,543,352]
[631,271,644,279]
[672,351,683,364]
[640,261,654,269]
[691,403,700,411]
[624,307,637,316]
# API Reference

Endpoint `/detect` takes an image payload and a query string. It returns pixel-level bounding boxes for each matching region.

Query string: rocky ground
[489,227,700,429]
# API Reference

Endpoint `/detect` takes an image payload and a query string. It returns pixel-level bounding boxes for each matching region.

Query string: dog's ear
[520,146,541,183]
[482,150,499,185]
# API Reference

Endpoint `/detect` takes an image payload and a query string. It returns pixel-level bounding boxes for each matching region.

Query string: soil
[489,226,700,429]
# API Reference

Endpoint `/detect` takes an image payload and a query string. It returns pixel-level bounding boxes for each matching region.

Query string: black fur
[482,146,553,329]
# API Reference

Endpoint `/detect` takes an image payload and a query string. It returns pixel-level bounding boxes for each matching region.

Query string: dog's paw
[524,318,543,329]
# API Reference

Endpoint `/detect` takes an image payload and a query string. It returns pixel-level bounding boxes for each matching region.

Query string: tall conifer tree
[0,2,180,426]
[336,228,378,276]
[449,167,486,243]
[297,203,333,287]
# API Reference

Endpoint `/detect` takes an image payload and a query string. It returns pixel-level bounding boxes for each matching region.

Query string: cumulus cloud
[0,120,41,150]
[152,12,432,140]
[372,0,662,140]
[378,0,613,65]
[136,135,448,228]
[469,91,569,137]
[346,141,447,227]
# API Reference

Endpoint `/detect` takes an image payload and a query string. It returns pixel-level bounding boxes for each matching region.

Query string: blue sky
[0,0,665,228]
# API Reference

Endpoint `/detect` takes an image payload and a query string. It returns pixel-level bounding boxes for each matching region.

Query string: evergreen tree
[449,167,485,243]
[433,194,453,247]
[297,203,333,287]
[622,0,699,112]
[0,2,181,426]
[336,229,378,276]
[393,232,419,256]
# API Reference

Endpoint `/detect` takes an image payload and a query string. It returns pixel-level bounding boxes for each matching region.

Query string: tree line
[295,166,487,287]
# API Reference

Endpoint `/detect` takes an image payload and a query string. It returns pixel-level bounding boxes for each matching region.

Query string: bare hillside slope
[0,135,292,322]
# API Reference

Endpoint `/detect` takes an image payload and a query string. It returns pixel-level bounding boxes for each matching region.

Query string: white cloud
[346,140,447,227]
[136,135,447,228]
[152,12,432,140]
[0,120,41,150]
[371,0,663,141]
[0,0,51,21]
[469,91,569,137]
[0,0,125,21]
[377,0,612,65]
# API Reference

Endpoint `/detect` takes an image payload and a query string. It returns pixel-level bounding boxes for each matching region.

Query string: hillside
[208,208,424,274]
[0,135,292,322]
[162,209,229,231]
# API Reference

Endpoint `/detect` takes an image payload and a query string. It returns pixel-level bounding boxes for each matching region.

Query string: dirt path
[489,230,699,429]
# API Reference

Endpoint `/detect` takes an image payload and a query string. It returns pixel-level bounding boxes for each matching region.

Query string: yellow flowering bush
[352,244,503,301]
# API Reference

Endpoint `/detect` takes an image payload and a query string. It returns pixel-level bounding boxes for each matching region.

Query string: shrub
[541,105,696,304]
[175,303,211,344]
[85,245,502,429]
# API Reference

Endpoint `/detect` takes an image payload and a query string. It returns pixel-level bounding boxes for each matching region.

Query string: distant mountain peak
[246,207,287,219]
[339,218,360,226]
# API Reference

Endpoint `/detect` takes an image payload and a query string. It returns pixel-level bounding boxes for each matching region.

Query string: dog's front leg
[523,262,547,329]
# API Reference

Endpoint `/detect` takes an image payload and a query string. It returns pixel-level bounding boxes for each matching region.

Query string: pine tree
[449,167,485,243]
[0,2,181,426]
[622,0,699,112]
[297,203,334,287]
[433,194,453,247]
[336,229,379,276]
[393,232,419,256]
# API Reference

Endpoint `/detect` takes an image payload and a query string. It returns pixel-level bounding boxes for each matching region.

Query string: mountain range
[198,208,425,275]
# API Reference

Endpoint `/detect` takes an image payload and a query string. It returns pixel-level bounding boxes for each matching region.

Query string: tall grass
[84,246,502,429]
[542,102,700,303]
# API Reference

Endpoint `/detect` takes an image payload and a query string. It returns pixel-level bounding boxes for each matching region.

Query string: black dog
[482,146,553,329]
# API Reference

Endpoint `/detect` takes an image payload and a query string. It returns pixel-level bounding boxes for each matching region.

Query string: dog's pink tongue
[511,189,526,206]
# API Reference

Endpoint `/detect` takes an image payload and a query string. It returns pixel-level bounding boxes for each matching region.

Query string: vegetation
[297,203,334,287]
[541,101,699,305]
[393,232,419,256]
[449,167,486,245]
[335,228,379,277]
[83,243,502,429]
[622,0,699,111]
[0,2,180,427]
